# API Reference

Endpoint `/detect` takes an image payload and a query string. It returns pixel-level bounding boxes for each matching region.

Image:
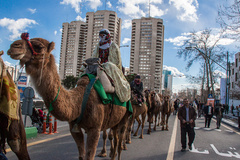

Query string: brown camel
[0,51,30,160]
[124,92,147,146]
[7,37,130,160]
[161,95,174,131]
[147,91,162,134]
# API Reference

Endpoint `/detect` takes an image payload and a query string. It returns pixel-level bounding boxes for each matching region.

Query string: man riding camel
[130,75,144,105]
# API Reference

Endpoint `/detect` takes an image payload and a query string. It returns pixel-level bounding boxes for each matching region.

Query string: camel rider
[130,75,144,105]
[79,29,131,102]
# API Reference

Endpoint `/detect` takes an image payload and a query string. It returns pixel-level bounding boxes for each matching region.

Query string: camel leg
[157,112,161,126]
[126,116,134,143]
[154,113,157,131]
[165,114,170,131]
[85,128,101,160]
[133,117,141,137]
[69,123,85,160]
[118,123,128,160]
[108,129,114,158]
[7,117,30,160]
[161,113,165,131]
[139,112,147,139]
[111,129,118,160]
[147,113,152,134]
[97,130,107,157]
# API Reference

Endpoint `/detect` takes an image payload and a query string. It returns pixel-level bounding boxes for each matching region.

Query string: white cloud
[4,61,14,67]
[163,65,185,77]
[150,4,167,17]
[122,38,131,44]
[122,19,132,29]
[0,18,38,41]
[117,0,147,18]
[85,0,102,10]
[169,0,199,22]
[165,35,190,46]
[165,28,236,47]
[213,70,226,78]
[60,28,63,33]
[54,30,57,35]
[28,8,36,14]
[107,1,112,8]
[60,0,83,13]
[76,15,86,22]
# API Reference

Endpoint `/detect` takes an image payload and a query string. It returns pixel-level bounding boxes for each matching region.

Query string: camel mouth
[9,53,25,60]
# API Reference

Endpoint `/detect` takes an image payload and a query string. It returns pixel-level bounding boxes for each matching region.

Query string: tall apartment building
[130,17,164,93]
[230,52,240,90]
[59,21,87,79]
[85,10,122,58]
[59,10,122,80]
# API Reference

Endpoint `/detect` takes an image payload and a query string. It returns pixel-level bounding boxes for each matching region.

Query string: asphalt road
[6,114,240,160]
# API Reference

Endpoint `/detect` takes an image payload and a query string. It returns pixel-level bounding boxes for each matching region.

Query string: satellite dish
[23,87,35,98]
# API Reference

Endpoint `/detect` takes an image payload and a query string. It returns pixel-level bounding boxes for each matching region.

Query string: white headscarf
[99,29,112,49]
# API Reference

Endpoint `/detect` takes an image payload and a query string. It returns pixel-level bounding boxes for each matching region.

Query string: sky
[0,0,238,93]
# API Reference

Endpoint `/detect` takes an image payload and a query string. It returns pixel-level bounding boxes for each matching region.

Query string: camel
[7,36,131,160]
[147,91,162,134]
[97,89,148,156]
[124,92,147,145]
[161,95,174,131]
[0,51,30,160]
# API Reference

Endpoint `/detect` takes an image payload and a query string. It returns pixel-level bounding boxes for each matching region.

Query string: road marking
[166,116,178,160]
[6,133,71,153]
[212,119,240,135]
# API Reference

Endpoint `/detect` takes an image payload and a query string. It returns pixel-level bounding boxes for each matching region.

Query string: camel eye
[13,43,22,48]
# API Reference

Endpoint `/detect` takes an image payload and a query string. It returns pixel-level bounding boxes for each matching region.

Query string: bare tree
[177,29,227,99]
[218,0,240,40]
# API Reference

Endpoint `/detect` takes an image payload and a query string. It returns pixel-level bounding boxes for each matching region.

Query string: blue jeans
[0,152,8,160]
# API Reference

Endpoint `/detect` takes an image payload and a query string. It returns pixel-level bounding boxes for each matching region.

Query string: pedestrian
[204,104,213,128]
[214,103,224,129]
[231,105,234,114]
[178,98,197,152]
[173,99,179,115]
[225,104,229,114]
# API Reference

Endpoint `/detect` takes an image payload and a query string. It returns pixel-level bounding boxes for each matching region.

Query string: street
[5,115,240,160]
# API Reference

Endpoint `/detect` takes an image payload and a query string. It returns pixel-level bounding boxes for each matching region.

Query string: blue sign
[18,86,26,100]
[208,94,213,98]
[18,76,27,86]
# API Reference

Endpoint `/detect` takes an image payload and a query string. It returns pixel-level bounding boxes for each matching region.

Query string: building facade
[130,17,164,93]
[59,10,121,80]
[162,70,173,94]
[59,21,87,79]
[85,10,122,59]
[230,52,240,97]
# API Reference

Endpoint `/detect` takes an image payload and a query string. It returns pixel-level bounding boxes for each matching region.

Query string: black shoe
[189,146,192,150]
[181,148,186,152]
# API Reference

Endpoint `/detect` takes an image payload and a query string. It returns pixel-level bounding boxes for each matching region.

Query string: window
[236,58,238,67]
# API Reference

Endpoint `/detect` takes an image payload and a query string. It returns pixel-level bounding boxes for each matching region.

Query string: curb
[25,127,38,139]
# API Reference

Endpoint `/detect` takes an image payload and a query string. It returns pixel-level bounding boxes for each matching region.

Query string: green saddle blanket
[82,74,133,114]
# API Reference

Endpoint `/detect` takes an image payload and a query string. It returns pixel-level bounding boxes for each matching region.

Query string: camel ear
[0,50,3,56]
[48,42,55,53]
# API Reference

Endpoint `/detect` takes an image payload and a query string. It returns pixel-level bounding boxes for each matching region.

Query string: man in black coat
[204,104,214,128]
[178,98,197,152]
[130,75,144,105]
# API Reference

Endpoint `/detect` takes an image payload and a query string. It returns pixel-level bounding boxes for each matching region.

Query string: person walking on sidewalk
[214,103,224,129]
[178,98,197,152]
[204,104,213,128]
[237,105,240,129]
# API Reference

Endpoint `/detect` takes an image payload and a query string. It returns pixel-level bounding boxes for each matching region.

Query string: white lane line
[166,116,178,160]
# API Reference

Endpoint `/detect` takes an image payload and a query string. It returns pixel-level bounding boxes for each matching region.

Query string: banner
[220,78,226,105]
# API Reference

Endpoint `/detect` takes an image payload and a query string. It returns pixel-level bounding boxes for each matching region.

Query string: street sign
[208,94,213,98]
[23,87,35,98]
[22,87,35,116]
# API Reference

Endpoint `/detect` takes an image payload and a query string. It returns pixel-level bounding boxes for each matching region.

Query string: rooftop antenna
[149,0,151,18]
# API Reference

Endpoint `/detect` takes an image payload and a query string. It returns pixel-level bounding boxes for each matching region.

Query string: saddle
[83,58,115,93]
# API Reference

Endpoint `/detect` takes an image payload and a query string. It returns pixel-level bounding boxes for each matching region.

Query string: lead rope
[37,52,45,86]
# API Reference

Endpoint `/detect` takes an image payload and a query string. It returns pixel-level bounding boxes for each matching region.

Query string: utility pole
[225,51,230,107]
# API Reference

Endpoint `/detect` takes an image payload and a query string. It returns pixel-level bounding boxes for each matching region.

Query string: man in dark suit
[178,98,197,152]
[204,104,214,128]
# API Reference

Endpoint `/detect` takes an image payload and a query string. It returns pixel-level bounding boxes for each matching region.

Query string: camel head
[7,34,55,74]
